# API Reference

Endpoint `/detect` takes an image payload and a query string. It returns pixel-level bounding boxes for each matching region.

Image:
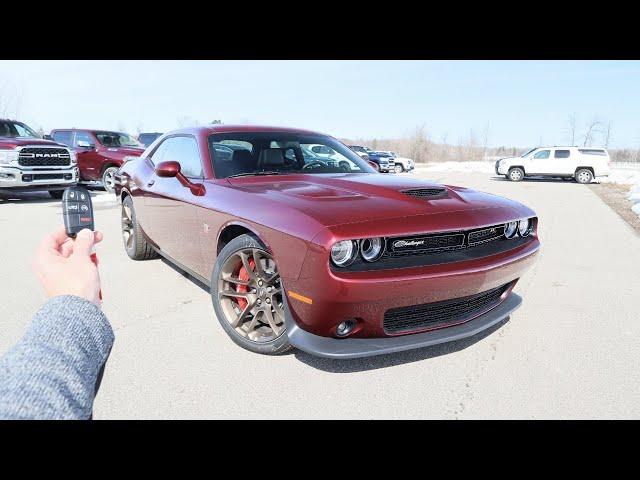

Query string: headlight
[0,150,19,164]
[504,221,518,239]
[360,237,384,262]
[518,218,533,237]
[331,240,357,267]
[69,150,77,164]
[123,155,140,163]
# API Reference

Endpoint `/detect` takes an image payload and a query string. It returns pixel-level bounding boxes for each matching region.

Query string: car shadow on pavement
[294,317,509,373]
[490,176,600,184]
[0,194,60,205]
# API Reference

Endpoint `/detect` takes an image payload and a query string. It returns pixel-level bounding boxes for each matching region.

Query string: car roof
[169,124,331,137]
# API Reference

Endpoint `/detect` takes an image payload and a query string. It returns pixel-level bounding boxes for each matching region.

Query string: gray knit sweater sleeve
[0,295,114,420]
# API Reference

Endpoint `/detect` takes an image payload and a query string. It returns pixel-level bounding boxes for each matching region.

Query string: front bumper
[0,165,78,192]
[287,292,522,359]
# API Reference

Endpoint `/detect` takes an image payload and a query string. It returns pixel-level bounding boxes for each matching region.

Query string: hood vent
[401,188,447,199]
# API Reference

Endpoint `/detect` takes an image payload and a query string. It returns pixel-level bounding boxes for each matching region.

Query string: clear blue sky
[1,60,638,148]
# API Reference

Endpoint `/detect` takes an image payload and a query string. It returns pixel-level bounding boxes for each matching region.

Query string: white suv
[495,147,611,184]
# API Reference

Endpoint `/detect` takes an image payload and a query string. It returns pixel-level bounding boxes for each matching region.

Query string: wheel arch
[575,166,594,176]
[217,221,271,255]
[101,162,121,175]
[508,165,525,174]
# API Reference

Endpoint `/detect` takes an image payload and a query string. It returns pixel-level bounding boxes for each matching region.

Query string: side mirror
[77,140,95,149]
[155,161,181,178]
[155,160,206,196]
[43,134,53,140]
[368,160,380,172]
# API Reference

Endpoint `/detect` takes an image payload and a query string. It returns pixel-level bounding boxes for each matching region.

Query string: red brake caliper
[235,258,255,310]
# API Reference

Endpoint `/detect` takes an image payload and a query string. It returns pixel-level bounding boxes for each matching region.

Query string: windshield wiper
[227,171,282,178]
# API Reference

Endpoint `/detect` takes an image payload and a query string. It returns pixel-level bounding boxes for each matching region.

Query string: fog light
[22,175,33,182]
[336,320,356,337]
[0,173,15,179]
[64,174,73,180]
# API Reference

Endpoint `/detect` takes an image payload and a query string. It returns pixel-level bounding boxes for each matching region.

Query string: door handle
[147,180,155,187]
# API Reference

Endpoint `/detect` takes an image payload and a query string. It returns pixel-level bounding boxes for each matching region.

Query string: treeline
[342,122,638,163]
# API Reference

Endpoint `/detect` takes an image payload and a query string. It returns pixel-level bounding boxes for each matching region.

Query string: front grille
[31,174,64,181]
[468,225,505,246]
[402,188,447,199]
[383,283,511,334]
[385,233,465,257]
[18,147,70,167]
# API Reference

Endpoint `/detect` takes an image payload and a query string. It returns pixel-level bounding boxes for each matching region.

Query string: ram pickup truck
[496,146,611,184]
[51,128,145,193]
[0,119,78,198]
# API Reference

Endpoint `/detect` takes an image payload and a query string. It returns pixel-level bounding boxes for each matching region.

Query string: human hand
[32,227,104,307]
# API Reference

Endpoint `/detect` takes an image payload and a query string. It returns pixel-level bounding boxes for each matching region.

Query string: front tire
[508,167,525,182]
[102,166,119,193]
[212,234,293,355]
[121,195,158,260]
[575,168,593,184]
[394,164,404,174]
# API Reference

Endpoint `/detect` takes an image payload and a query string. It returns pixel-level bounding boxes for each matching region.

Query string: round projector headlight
[331,240,357,267]
[360,237,384,262]
[518,218,532,237]
[504,221,518,239]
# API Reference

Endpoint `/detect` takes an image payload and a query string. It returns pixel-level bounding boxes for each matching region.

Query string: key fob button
[80,204,89,212]
[66,202,79,212]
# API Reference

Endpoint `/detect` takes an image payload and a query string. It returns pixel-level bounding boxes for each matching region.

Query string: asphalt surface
[1,171,639,419]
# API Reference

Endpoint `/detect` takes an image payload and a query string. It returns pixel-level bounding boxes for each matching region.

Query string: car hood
[0,137,68,149]
[227,173,532,228]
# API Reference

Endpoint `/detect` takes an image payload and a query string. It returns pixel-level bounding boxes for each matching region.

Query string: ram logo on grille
[34,153,61,158]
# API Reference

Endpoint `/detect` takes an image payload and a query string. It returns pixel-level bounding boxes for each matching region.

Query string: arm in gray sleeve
[0,295,114,420]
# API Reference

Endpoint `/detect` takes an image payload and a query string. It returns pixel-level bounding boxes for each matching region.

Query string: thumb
[71,229,95,258]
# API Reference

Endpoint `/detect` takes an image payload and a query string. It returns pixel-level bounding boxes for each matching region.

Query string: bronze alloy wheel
[217,247,285,343]
[121,202,134,251]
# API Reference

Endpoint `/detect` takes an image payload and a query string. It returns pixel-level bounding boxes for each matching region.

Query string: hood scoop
[401,187,447,199]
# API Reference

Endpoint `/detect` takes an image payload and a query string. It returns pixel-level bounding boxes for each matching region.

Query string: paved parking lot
[1,171,639,419]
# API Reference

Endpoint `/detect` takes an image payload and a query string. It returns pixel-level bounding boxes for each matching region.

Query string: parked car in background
[383,151,414,173]
[0,119,78,198]
[51,128,145,192]
[367,151,396,173]
[348,145,372,160]
[115,124,540,358]
[496,146,611,184]
[138,132,163,148]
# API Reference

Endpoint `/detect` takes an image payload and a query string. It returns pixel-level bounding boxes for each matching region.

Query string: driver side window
[533,150,550,159]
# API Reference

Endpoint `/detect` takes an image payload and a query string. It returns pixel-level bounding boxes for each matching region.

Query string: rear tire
[575,168,593,184]
[212,234,293,356]
[48,190,64,199]
[121,195,158,260]
[394,164,404,174]
[508,167,525,182]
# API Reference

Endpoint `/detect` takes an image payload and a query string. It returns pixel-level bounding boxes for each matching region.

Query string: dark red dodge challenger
[114,125,540,359]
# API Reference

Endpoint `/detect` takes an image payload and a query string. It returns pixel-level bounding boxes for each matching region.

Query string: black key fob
[62,186,95,238]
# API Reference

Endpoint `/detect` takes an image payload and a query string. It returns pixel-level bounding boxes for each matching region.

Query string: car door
[528,149,552,175]
[73,131,103,181]
[143,135,205,269]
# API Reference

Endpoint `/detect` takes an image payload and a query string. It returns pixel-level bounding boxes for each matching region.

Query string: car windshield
[0,121,39,138]
[94,131,142,148]
[208,132,376,178]
[520,148,537,158]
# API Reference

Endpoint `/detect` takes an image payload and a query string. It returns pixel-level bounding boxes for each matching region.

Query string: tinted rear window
[578,149,607,156]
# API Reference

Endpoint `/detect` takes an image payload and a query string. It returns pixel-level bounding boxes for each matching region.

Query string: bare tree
[603,121,612,148]
[481,123,490,160]
[567,114,577,146]
[0,79,23,119]
[582,118,604,147]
